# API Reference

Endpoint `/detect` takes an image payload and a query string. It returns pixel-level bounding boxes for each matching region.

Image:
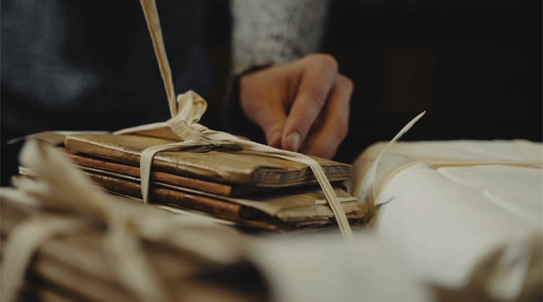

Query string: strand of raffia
[1,139,246,302]
[1,214,90,302]
[356,111,425,219]
[124,0,355,242]
[1,140,169,302]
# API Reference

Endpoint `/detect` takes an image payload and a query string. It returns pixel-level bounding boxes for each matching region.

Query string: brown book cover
[64,133,352,187]
[66,151,348,197]
[14,167,364,228]
[67,152,246,196]
[79,170,363,224]
[84,172,249,219]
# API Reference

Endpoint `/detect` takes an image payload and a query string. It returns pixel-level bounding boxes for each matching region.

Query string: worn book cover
[64,133,352,187]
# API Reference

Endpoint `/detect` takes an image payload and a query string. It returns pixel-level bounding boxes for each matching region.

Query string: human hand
[239,54,353,159]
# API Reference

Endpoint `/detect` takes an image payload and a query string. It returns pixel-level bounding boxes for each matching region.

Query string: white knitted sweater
[231,0,330,75]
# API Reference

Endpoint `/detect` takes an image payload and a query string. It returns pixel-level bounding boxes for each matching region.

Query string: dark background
[2,0,541,185]
[327,0,542,163]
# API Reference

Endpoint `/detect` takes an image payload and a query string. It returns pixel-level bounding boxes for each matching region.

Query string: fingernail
[286,133,301,151]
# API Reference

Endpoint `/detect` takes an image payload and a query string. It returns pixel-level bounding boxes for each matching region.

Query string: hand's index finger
[300,75,353,159]
[282,54,339,152]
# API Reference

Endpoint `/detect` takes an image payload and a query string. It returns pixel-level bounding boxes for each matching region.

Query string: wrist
[222,64,273,143]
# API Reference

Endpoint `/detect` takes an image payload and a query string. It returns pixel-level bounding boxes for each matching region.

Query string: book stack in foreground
[19,132,366,232]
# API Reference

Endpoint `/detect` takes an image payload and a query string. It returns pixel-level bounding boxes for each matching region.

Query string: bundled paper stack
[17,131,365,232]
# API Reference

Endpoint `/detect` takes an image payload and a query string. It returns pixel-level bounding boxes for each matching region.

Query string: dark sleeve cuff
[221,64,272,144]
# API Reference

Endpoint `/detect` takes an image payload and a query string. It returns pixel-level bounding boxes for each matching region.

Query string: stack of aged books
[19,132,366,232]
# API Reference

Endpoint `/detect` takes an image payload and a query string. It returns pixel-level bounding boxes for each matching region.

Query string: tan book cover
[61,170,362,225]
[64,133,352,187]
[66,151,248,196]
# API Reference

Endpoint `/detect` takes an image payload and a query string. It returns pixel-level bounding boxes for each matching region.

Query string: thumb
[261,111,287,149]
[246,102,287,149]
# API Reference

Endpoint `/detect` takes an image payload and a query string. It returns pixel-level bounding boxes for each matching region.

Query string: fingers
[281,54,340,152]
[300,75,353,159]
[238,53,352,158]
[239,72,287,149]
[246,91,287,149]
[262,113,286,149]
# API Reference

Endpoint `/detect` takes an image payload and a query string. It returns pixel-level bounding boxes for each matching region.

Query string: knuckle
[334,115,349,139]
[305,89,327,107]
[337,123,349,140]
[321,54,339,73]
[297,111,316,134]
[340,75,354,92]
[309,53,339,73]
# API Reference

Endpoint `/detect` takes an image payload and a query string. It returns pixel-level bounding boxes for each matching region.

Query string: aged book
[16,165,363,231]
[64,133,352,187]
[66,151,262,197]
[81,170,363,228]
[19,132,365,231]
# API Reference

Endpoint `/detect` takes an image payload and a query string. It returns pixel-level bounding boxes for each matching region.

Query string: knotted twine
[121,0,355,242]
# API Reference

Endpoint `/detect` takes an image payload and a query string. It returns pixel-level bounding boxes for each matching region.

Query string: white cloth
[251,233,432,302]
